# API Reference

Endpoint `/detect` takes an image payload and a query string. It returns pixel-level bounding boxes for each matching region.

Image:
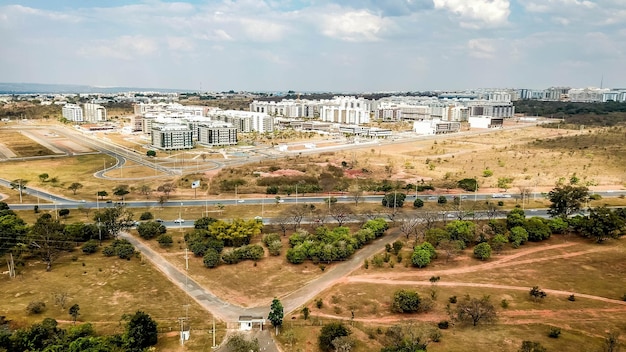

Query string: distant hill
[0,82,189,94]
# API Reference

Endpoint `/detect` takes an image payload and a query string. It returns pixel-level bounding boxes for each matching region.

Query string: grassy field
[283,236,626,351]
[0,130,59,157]
[0,245,225,350]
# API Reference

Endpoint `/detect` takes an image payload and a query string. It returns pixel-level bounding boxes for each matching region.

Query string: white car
[174,218,185,223]
[238,199,245,203]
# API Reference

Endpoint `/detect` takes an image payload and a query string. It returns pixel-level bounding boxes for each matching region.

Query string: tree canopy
[547,184,589,218]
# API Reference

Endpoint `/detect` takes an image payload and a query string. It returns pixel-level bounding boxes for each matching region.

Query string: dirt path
[352,242,612,279]
[344,278,626,306]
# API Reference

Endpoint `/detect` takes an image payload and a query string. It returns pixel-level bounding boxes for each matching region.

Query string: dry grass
[289,236,626,351]
[0,246,224,348]
[135,230,327,307]
[0,131,59,157]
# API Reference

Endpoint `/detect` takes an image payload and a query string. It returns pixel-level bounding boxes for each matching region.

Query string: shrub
[117,244,135,260]
[413,198,424,208]
[286,247,306,264]
[157,234,173,247]
[473,242,492,260]
[139,212,153,220]
[437,196,447,205]
[82,240,99,254]
[411,249,431,268]
[501,299,509,309]
[26,301,46,315]
[267,240,282,256]
[318,322,350,352]
[438,320,449,329]
[568,294,576,302]
[509,226,529,248]
[203,248,221,268]
[391,289,421,313]
[102,246,116,257]
[548,327,561,338]
[449,296,457,304]
[262,233,281,247]
[316,298,323,309]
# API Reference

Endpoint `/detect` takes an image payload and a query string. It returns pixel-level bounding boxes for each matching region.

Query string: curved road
[119,227,406,322]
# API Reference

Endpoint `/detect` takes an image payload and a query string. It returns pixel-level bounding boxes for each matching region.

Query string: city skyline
[0,0,624,92]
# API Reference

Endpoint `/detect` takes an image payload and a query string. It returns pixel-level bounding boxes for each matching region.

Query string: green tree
[268,298,284,334]
[0,210,27,255]
[194,216,218,229]
[413,198,424,208]
[382,192,406,208]
[123,311,158,352]
[68,304,80,324]
[446,220,476,248]
[136,221,166,240]
[146,150,156,157]
[455,295,497,326]
[547,184,589,218]
[203,248,221,268]
[411,249,431,268]
[473,242,492,260]
[38,173,49,183]
[509,226,529,248]
[28,214,72,271]
[437,196,448,205]
[524,217,551,241]
[490,234,508,253]
[157,234,173,247]
[506,208,526,229]
[497,177,513,191]
[391,289,421,313]
[97,190,108,200]
[93,205,134,239]
[68,182,83,195]
[458,178,479,191]
[381,324,428,352]
[319,322,351,352]
[113,185,130,202]
[301,307,310,320]
[581,207,625,243]
[10,178,28,202]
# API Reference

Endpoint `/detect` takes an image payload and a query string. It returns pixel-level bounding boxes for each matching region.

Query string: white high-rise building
[83,103,107,122]
[319,96,372,125]
[62,104,83,122]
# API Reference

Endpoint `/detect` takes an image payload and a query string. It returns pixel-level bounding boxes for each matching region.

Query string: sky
[0,0,625,92]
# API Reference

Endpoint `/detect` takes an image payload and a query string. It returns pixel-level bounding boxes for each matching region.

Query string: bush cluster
[286,218,388,264]
[102,239,135,260]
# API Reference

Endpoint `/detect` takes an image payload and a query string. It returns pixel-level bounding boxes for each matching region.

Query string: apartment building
[62,103,83,122]
[319,96,372,125]
[83,103,107,122]
[150,124,194,150]
[209,110,274,133]
[197,123,238,146]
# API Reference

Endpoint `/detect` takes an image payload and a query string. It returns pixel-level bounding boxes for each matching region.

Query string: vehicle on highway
[106,200,112,203]
[174,218,185,223]
[238,199,245,203]
[492,193,512,198]
[155,219,163,223]
[427,196,437,200]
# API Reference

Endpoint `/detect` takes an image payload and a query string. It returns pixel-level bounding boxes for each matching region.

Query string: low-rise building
[150,124,194,150]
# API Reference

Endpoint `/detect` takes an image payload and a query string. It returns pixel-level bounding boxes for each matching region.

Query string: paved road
[120,225,404,319]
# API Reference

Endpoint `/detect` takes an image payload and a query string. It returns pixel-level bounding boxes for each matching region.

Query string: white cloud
[320,10,389,42]
[520,0,596,13]
[78,35,158,60]
[433,0,510,28]
[468,39,497,59]
[240,19,287,42]
[167,37,194,51]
